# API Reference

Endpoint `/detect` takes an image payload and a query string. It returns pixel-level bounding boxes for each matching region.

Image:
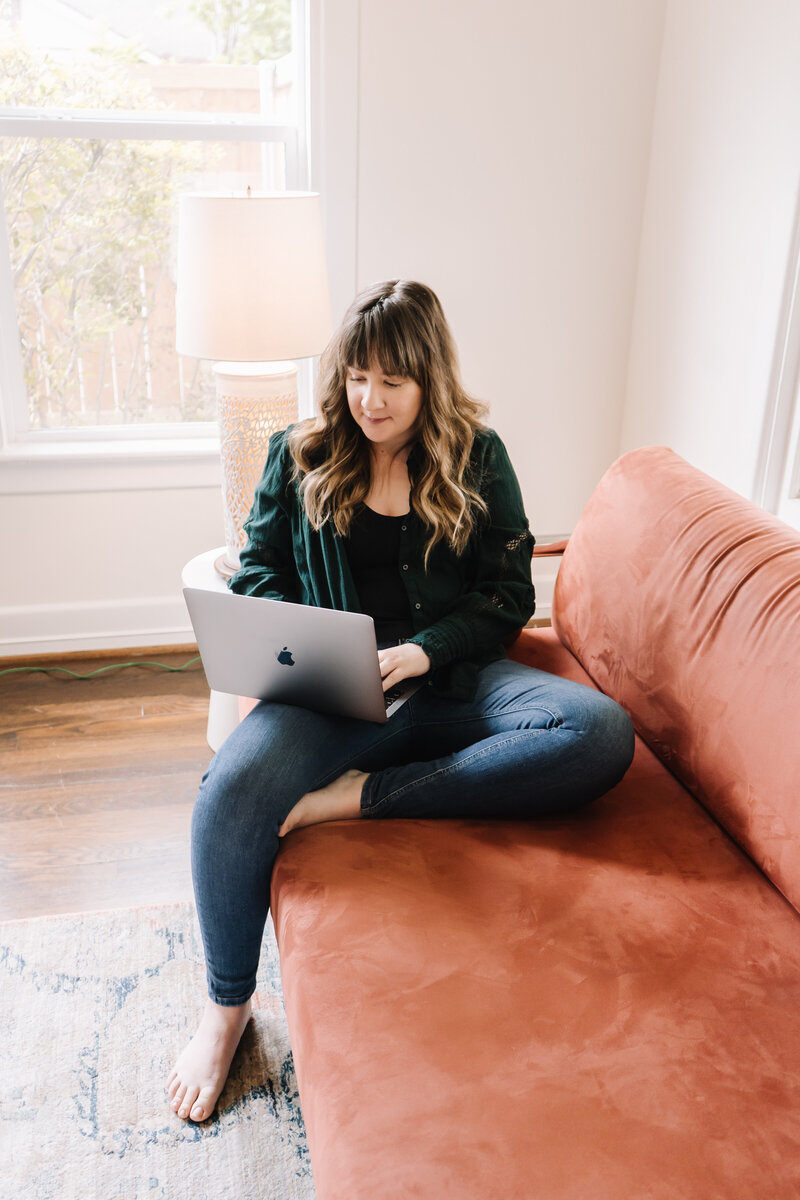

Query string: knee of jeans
[584,693,635,777]
[196,750,264,817]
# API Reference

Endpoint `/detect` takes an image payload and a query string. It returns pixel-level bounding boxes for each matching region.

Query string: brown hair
[288,279,489,566]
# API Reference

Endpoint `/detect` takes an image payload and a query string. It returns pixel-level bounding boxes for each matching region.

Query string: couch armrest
[532,539,568,557]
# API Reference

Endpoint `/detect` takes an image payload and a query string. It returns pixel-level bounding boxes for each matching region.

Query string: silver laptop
[183,586,422,723]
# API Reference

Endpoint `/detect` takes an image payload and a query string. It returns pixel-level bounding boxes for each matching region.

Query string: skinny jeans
[191,657,635,1004]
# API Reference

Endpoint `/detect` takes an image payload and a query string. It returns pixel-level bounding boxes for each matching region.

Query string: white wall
[0,485,224,656]
[351,0,666,535]
[1,0,667,655]
[621,0,800,512]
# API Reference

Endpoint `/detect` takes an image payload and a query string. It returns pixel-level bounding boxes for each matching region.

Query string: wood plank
[0,802,193,869]
[0,857,195,921]
[0,691,208,735]
[0,772,204,822]
[2,719,209,757]
[0,665,208,728]
[0,804,195,920]
[0,649,212,920]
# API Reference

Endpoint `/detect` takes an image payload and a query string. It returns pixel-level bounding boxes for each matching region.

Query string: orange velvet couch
[270,447,800,1199]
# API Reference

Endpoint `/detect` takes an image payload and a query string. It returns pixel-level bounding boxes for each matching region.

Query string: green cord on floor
[0,657,202,679]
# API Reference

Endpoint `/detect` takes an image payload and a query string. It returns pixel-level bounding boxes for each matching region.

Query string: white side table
[182,547,241,752]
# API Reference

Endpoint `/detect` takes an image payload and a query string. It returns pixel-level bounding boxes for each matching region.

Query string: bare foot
[167,997,252,1122]
[278,769,367,838]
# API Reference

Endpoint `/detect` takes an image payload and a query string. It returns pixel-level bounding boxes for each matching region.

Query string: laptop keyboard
[383,685,405,710]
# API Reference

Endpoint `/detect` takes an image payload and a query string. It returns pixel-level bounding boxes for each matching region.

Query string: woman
[167,279,634,1123]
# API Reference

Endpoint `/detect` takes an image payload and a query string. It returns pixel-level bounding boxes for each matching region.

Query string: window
[755,195,800,533]
[0,0,310,489]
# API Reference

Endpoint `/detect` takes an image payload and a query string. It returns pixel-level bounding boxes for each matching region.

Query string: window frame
[0,0,311,496]
[754,181,800,532]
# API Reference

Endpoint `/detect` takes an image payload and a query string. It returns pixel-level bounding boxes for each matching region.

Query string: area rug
[1,901,316,1200]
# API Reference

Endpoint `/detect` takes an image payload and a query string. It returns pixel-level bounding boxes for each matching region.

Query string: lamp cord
[0,657,201,679]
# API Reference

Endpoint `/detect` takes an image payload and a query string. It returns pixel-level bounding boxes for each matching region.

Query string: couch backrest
[553,446,800,912]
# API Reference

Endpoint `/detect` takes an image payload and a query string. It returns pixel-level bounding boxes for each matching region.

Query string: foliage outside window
[0,0,296,435]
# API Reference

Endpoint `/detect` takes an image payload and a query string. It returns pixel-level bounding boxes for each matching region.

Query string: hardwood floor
[0,648,212,921]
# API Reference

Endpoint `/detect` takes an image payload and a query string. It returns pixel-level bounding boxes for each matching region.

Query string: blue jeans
[191,657,635,1004]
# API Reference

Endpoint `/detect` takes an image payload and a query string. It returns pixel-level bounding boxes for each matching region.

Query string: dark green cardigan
[229,426,536,701]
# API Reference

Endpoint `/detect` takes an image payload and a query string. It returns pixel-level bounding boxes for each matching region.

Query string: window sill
[0,435,222,495]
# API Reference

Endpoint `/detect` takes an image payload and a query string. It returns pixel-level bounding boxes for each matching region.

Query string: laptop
[183,586,423,723]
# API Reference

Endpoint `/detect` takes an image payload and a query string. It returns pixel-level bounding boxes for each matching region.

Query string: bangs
[341,302,426,381]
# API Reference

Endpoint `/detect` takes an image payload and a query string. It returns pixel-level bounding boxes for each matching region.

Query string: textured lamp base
[215,361,299,574]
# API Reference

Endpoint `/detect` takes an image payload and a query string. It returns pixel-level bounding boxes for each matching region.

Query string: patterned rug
[1,901,315,1200]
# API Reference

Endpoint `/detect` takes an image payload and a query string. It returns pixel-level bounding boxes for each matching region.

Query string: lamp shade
[175,192,333,362]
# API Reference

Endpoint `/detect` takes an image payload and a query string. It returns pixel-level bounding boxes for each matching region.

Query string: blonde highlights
[288,280,488,566]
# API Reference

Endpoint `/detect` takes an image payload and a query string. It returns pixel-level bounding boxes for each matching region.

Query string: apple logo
[277,646,295,667]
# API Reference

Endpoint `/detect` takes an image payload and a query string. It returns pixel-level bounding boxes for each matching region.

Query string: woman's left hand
[378,642,431,691]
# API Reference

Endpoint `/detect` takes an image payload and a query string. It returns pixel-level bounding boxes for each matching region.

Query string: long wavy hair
[288,279,488,566]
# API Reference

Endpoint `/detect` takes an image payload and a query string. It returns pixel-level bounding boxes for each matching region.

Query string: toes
[178,1085,200,1119]
[278,803,301,838]
[190,1086,217,1122]
[171,1082,187,1112]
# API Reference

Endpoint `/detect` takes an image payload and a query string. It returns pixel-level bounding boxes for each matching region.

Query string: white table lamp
[176,191,332,575]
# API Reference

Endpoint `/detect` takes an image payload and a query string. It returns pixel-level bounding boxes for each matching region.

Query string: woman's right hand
[377,643,431,691]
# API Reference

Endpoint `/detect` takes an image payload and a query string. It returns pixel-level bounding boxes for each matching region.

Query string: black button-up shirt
[230,426,536,700]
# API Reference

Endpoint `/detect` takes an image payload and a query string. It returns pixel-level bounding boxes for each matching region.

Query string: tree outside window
[0,0,294,433]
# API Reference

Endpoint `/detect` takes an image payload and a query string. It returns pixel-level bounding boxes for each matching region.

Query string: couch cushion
[272,630,800,1199]
[552,446,800,912]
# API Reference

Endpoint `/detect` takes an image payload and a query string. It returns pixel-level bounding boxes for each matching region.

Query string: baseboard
[1,557,560,659]
[0,595,194,659]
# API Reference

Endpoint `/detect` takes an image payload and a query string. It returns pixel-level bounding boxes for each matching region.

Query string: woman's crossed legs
[168,659,634,1120]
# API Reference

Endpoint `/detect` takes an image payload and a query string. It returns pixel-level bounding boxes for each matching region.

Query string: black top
[345,504,415,642]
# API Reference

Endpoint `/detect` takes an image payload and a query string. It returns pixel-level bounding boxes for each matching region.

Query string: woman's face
[345,362,423,453]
